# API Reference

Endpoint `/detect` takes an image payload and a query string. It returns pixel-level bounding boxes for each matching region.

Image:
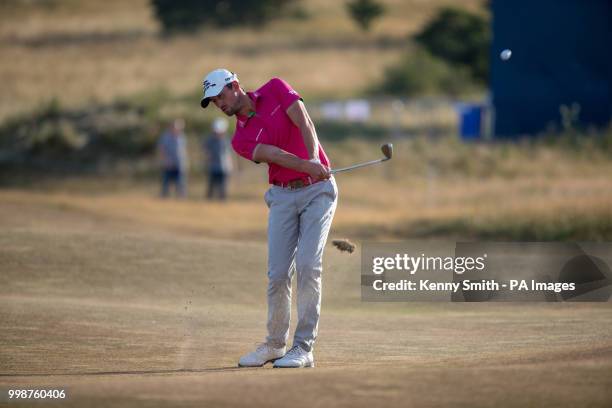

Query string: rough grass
[2,136,612,241]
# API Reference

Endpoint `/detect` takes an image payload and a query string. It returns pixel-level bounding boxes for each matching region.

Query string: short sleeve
[231,125,270,163]
[269,77,302,111]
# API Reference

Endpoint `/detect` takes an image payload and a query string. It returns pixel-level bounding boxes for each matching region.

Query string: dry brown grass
[2,137,611,241]
[1,188,611,407]
[0,0,484,120]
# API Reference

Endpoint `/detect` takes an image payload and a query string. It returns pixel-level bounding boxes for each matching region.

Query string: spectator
[203,118,233,200]
[157,118,188,198]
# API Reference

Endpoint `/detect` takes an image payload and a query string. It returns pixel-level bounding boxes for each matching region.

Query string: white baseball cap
[200,68,239,109]
[212,117,228,133]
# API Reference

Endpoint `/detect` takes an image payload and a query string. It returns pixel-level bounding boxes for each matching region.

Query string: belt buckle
[279,178,311,189]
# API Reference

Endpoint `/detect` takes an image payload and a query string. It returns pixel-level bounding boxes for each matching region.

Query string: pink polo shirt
[231,77,330,185]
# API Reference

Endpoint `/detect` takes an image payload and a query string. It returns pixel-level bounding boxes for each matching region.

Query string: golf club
[331,143,393,174]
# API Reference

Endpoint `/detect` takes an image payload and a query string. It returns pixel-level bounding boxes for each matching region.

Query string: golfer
[200,69,338,368]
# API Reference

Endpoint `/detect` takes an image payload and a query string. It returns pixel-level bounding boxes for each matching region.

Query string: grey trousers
[264,178,338,352]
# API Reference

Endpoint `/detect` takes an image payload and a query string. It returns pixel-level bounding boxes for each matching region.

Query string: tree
[346,0,385,32]
[151,0,298,33]
[414,7,490,83]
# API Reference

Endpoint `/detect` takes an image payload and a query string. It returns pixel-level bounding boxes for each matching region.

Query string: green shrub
[27,119,86,156]
[150,0,299,33]
[414,7,490,84]
[0,99,160,168]
[346,0,385,32]
[378,49,475,97]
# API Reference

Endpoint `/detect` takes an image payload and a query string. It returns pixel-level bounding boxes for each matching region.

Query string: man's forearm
[253,144,330,181]
[300,120,319,160]
[266,148,307,172]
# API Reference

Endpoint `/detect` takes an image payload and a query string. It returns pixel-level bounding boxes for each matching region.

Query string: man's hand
[301,160,331,181]
[254,144,330,180]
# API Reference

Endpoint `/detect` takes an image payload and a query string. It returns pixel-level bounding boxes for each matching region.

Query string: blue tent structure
[490,0,611,137]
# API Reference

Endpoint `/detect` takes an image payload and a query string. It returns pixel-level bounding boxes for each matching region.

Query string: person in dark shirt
[203,118,232,200]
[157,118,188,198]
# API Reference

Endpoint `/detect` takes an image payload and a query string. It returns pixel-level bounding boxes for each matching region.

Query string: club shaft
[331,158,387,174]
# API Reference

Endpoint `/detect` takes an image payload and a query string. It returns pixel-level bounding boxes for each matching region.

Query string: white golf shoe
[273,345,314,368]
[238,343,286,367]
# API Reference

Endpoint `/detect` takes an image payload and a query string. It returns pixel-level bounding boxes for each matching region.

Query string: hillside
[0,0,485,120]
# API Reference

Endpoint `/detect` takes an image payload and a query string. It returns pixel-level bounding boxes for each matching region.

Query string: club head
[381,143,393,160]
